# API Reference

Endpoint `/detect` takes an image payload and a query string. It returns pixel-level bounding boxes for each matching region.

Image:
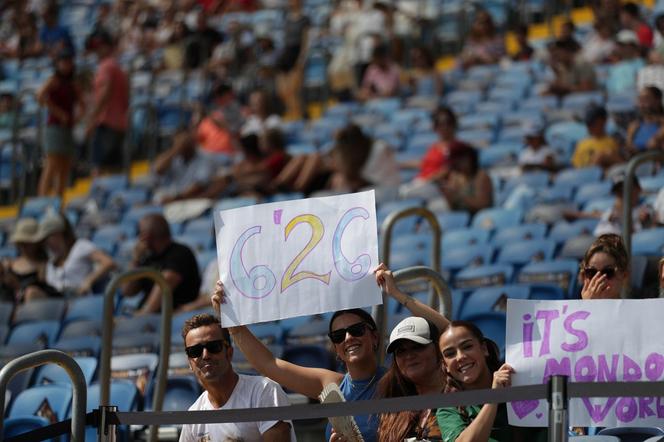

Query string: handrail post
[621,150,664,298]
[547,375,568,442]
[98,405,118,442]
[100,268,172,442]
[374,207,442,356]
[376,266,452,363]
[0,349,87,441]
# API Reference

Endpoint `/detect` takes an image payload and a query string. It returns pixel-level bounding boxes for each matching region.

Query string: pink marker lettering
[615,397,637,423]
[522,314,534,358]
[645,353,664,382]
[581,398,617,424]
[623,355,643,381]
[639,397,656,419]
[536,309,560,356]
[561,310,590,352]
[597,354,619,382]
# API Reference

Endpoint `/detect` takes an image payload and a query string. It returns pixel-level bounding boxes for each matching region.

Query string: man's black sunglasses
[185,340,226,359]
[328,322,373,344]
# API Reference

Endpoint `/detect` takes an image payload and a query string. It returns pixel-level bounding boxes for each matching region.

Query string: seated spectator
[184,11,223,69]
[544,39,597,97]
[437,321,546,441]
[512,24,534,62]
[39,3,74,57]
[203,131,290,199]
[122,214,201,315]
[0,218,58,303]
[152,130,215,204]
[564,174,654,237]
[196,82,243,155]
[377,316,445,442]
[580,20,616,63]
[606,30,646,94]
[179,314,294,441]
[434,145,493,214]
[0,93,16,130]
[626,86,664,154]
[518,122,557,172]
[38,214,116,296]
[240,89,282,137]
[579,234,630,299]
[2,12,42,59]
[358,44,401,101]
[405,45,443,97]
[400,106,470,199]
[162,20,189,70]
[557,20,581,53]
[620,2,653,49]
[571,106,622,169]
[459,9,505,69]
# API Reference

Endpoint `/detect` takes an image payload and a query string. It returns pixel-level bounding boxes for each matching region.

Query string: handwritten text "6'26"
[229,207,372,299]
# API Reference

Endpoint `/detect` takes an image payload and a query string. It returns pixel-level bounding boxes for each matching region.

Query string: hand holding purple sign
[214,191,381,326]
[506,299,664,427]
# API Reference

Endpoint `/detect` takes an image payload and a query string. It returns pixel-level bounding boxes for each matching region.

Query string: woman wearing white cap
[377,316,445,441]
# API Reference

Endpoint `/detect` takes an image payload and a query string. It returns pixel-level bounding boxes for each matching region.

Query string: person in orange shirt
[195,82,242,155]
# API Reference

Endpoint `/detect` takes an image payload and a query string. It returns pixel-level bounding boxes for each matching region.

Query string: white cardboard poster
[215,191,382,326]
[506,298,664,427]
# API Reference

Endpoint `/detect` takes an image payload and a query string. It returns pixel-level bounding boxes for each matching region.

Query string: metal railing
[99,268,173,442]
[0,349,87,442]
[374,206,442,354]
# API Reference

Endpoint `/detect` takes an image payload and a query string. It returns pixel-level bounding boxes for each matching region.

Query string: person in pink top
[358,44,401,101]
[84,29,129,176]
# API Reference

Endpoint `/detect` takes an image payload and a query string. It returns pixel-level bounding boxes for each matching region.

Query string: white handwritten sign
[506,299,664,427]
[214,191,381,326]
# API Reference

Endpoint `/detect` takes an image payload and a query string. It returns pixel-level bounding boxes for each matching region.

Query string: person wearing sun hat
[37,213,116,296]
[2,218,59,303]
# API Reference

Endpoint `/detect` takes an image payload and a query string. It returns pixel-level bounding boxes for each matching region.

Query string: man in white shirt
[179,314,295,442]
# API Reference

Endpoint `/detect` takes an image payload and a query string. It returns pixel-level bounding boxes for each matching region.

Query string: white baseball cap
[386,316,433,353]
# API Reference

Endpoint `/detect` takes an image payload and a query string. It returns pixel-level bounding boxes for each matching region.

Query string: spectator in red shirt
[84,29,129,176]
[620,2,653,49]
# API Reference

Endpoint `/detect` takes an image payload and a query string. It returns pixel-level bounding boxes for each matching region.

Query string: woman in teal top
[436,321,546,442]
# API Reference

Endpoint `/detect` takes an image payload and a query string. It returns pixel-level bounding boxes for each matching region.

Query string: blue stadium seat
[20,196,61,218]
[9,384,72,421]
[365,97,402,117]
[491,224,548,248]
[561,91,604,111]
[454,264,514,290]
[58,320,102,340]
[632,228,664,256]
[460,285,529,320]
[13,298,66,324]
[456,129,494,147]
[34,357,97,386]
[283,345,335,370]
[549,219,599,244]
[108,187,151,208]
[465,312,507,359]
[479,143,521,168]
[122,205,163,225]
[90,175,128,197]
[495,239,556,267]
[406,132,438,152]
[0,301,13,325]
[182,217,213,236]
[215,196,258,211]
[517,259,580,298]
[7,320,60,346]
[559,235,596,260]
[582,197,615,212]
[391,232,433,253]
[472,208,523,231]
[248,322,284,345]
[0,324,8,345]
[3,416,51,439]
[53,336,101,358]
[639,175,664,194]
[574,181,612,205]
[86,380,139,441]
[144,376,200,411]
[175,233,214,252]
[442,244,494,273]
[112,333,159,356]
[525,283,566,300]
[285,317,329,345]
[110,353,159,397]
[65,295,105,323]
[433,211,470,231]
[442,227,491,249]
[458,113,499,131]
[519,95,558,112]
[114,314,161,336]
[555,166,603,188]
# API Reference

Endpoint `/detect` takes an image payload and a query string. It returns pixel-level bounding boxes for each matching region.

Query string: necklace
[348,371,378,396]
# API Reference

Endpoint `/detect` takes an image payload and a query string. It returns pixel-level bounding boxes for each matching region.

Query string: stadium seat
[64,295,105,323]
[582,196,615,212]
[247,322,284,346]
[569,437,619,441]
[9,384,72,422]
[598,427,664,442]
[92,224,137,244]
[0,324,8,345]
[431,211,470,231]
[13,298,66,324]
[3,416,51,438]
[442,227,491,249]
[555,166,603,188]
[285,317,329,345]
[182,217,213,236]
[122,205,163,225]
[0,301,13,326]
[175,233,214,252]
[112,333,160,356]
[442,244,494,273]
[53,336,101,358]
[464,312,507,358]
[518,259,580,298]
[491,224,548,248]
[559,235,597,260]
[144,376,200,411]
[215,197,259,211]
[7,320,61,346]
[549,220,599,244]
[110,353,160,397]
[574,181,612,205]
[495,239,556,267]
[114,314,161,336]
[632,228,664,256]
[472,208,523,231]
[19,196,61,218]
[454,264,514,290]
[283,345,335,371]
[34,356,97,386]
[86,380,139,441]
[460,285,529,319]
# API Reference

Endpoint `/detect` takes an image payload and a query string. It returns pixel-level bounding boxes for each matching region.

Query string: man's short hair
[140,213,171,240]
[181,313,231,344]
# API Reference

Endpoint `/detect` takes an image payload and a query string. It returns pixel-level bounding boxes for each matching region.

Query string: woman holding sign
[212,263,449,442]
[436,321,546,442]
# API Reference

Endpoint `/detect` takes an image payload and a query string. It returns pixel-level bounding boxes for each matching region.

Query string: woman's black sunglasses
[583,266,617,280]
[185,340,226,359]
[328,322,373,344]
